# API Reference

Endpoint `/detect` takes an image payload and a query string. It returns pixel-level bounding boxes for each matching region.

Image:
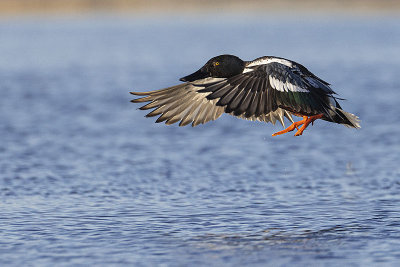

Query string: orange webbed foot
[272,116,307,136]
[272,114,324,137]
[293,114,324,136]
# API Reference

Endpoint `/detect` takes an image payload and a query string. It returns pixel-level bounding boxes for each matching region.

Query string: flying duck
[130,54,360,136]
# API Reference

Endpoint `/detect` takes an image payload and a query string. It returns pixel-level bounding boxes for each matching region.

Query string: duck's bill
[179,68,209,82]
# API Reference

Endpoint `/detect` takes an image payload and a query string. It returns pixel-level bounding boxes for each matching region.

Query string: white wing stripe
[269,76,309,93]
[247,57,293,68]
[242,68,253,73]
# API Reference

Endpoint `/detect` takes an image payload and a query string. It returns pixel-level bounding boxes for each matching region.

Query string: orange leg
[272,114,324,137]
[272,116,308,136]
[294,114,324,136]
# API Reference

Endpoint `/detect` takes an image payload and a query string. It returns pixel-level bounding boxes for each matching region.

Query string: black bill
[179,68,209,82]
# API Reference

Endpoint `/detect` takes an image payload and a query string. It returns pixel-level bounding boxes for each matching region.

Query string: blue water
[1,14,400,266]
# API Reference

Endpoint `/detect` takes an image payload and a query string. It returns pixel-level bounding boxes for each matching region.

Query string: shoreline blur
[1,0,400,15]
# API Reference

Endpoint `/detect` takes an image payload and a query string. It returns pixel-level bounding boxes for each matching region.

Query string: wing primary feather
[179,100,203,127]
[246,77,262,114]
[255,88,265,117]
[145,106,165,117]
[228,77,253,112]
[155,110,174,123]
[237,78,258,114]
[161,95,198,121]
[245,93,259,117]
[131,96,153,103]
[227,89,246,113]
[165,116,181,125]
[236,89,254,116]
[198,105,213,125]
[202,104,216,123]
[192,100,210,126]
[151,102,178,121]
[130,83,187,96]
[139,101,159,110]
[207,83,234,100]
[265,77,276,114]
[244,78,261,117]
[217,85,240,106]
[198,81,227,93]
[155,95,195,124]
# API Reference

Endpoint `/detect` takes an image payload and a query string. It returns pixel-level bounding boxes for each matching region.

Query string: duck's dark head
[180,54,245,82]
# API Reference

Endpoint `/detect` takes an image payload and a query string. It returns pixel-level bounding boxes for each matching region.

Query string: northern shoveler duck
[130,54,360,136]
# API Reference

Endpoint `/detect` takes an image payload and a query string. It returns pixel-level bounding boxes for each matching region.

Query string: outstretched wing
[131,82,225,127]
[131,77,295,127]
[200,62,336,118]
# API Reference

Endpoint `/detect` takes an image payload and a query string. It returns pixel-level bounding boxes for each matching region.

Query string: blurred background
[1,0,400,14]
[1,1,400,266]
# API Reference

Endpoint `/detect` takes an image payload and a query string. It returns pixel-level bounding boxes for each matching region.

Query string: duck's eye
[214,62,220,66]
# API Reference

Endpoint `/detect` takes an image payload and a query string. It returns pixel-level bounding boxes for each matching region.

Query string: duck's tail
[331,108,361,128]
